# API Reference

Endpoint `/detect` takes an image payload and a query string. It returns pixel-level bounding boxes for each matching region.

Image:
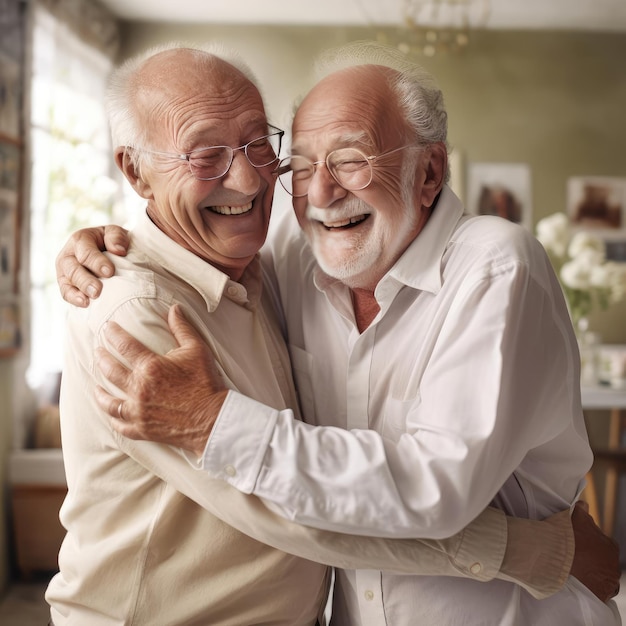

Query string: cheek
[293,197,310,228]
[363,167,407,210]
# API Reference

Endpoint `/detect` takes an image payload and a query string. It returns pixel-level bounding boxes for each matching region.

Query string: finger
[574,499,590,514]
[58,279,90,308]
[71,227,115,277]
[94,346,133,389]
[168,304,203,347]
[102,321,153,367]
[63,261,107,300]
[94,384,124,419]
[102,225,131,256]
[110,418,144,440]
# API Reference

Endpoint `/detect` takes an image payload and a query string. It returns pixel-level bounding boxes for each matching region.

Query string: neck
[351,288,380,333]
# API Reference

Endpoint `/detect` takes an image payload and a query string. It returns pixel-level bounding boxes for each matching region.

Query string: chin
[315,253,379,289]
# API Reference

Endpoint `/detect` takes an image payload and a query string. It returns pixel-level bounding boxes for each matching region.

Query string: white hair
[307,40,451,181]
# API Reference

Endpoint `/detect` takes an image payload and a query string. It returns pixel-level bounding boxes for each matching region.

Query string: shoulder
[68,247,174,340]
[452,215,545,267]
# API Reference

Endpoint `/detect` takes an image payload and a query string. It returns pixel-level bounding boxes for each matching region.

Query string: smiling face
[291,64,445,290]
[116,49,275,281]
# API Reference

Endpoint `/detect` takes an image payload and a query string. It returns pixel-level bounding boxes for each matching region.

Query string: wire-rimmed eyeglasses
[274,145,416,197]
[140,124,284,181]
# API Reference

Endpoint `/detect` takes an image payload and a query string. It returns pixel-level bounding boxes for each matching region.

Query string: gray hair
[105,41,261,169]
[311,41,450,180]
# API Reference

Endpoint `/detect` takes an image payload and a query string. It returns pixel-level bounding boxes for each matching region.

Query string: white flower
[590,263,612,289]
[536,213,570,257]
[568,232,605,264]
[604,262,626,302]
[561,259,593,290]
[536,212,626,324]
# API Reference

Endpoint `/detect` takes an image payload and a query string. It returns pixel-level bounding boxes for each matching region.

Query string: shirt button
[224,465,237,477]
[364,590,375,601]
[227,285,239,297]
[470,562,482,574]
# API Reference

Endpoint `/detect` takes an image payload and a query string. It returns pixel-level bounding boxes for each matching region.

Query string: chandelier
[386,0,491,57]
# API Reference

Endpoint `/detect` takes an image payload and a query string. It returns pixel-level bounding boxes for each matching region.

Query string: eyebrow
[183,120,270,151]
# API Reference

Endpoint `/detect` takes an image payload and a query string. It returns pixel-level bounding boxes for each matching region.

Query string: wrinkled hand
[571,500,621,602]
[56,225,130,307]
[94,304,228,456]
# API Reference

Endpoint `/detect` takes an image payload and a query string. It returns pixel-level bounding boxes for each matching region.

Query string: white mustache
[306,198,371,223]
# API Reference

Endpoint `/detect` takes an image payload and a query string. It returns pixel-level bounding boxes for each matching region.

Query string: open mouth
[321,214,369,230]
[209,201,253,216]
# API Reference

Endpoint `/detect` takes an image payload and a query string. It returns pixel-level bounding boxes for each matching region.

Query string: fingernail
[101,265,113,277]
[87,285,98,298]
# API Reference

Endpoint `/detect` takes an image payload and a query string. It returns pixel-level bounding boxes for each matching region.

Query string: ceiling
[97,0,626,33]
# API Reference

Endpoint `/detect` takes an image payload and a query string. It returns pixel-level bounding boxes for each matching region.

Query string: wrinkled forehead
[134,49,268,145]
[292,65,407,153]
[138,49,261,107]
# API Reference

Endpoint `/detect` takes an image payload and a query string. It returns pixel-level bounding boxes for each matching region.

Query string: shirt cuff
[200,390,279,494]
[498,509,573,599]
[443,506,508,582]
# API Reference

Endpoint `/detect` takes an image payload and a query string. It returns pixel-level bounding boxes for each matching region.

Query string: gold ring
[117,401,124,420]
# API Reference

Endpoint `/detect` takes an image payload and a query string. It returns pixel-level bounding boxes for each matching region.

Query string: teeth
[211,202,253,215]
[323,214,367,229]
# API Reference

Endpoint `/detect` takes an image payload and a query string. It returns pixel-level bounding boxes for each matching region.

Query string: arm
[96,306,619,602]
[56,225,129,307]
[92,300,516,585]
[124,265,577,539]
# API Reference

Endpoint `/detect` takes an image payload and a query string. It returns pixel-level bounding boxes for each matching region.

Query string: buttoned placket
[346,316,387,625]
[343,278,407,626]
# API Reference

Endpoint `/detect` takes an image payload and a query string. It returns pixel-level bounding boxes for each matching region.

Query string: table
[581,384,626,536]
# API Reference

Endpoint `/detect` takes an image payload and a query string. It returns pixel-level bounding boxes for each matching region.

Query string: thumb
[168,304,202,348]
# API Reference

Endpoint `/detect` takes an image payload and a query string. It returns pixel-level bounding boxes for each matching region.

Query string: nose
[306,163,347,208]
[221,149,260,195]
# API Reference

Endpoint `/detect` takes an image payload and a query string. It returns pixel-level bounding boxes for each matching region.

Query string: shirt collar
[313,185,466,296]
[131,210,262,312]
[387,185,465,295]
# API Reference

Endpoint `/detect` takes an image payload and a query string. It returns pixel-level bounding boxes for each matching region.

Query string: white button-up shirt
[204,187,620,625]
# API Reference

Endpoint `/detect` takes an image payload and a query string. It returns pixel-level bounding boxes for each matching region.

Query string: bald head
[294,64,412,151]
[106,43,263,153]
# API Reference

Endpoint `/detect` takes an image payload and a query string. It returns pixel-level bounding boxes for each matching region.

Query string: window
[27,6,122,388]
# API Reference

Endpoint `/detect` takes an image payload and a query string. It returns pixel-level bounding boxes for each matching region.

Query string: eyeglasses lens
[189,130,282,180]
[278,148,372,197]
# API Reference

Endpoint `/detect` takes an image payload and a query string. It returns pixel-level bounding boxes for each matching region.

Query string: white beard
[306,163,419,289]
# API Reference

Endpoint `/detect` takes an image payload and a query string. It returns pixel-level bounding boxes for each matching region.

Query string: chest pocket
[382,393,421,443]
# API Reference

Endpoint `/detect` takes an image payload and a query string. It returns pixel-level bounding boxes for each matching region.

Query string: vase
[575,317,601,386]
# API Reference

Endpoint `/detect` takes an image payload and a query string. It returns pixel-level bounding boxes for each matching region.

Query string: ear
[114,147,154,200]
[419,142,447,208]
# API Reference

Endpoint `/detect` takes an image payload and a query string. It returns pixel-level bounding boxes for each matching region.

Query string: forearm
[136,443,573,599]
[204,392,506,538]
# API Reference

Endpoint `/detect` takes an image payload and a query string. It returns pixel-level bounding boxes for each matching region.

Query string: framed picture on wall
[466,162,533,230]
[566,176,626,237]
